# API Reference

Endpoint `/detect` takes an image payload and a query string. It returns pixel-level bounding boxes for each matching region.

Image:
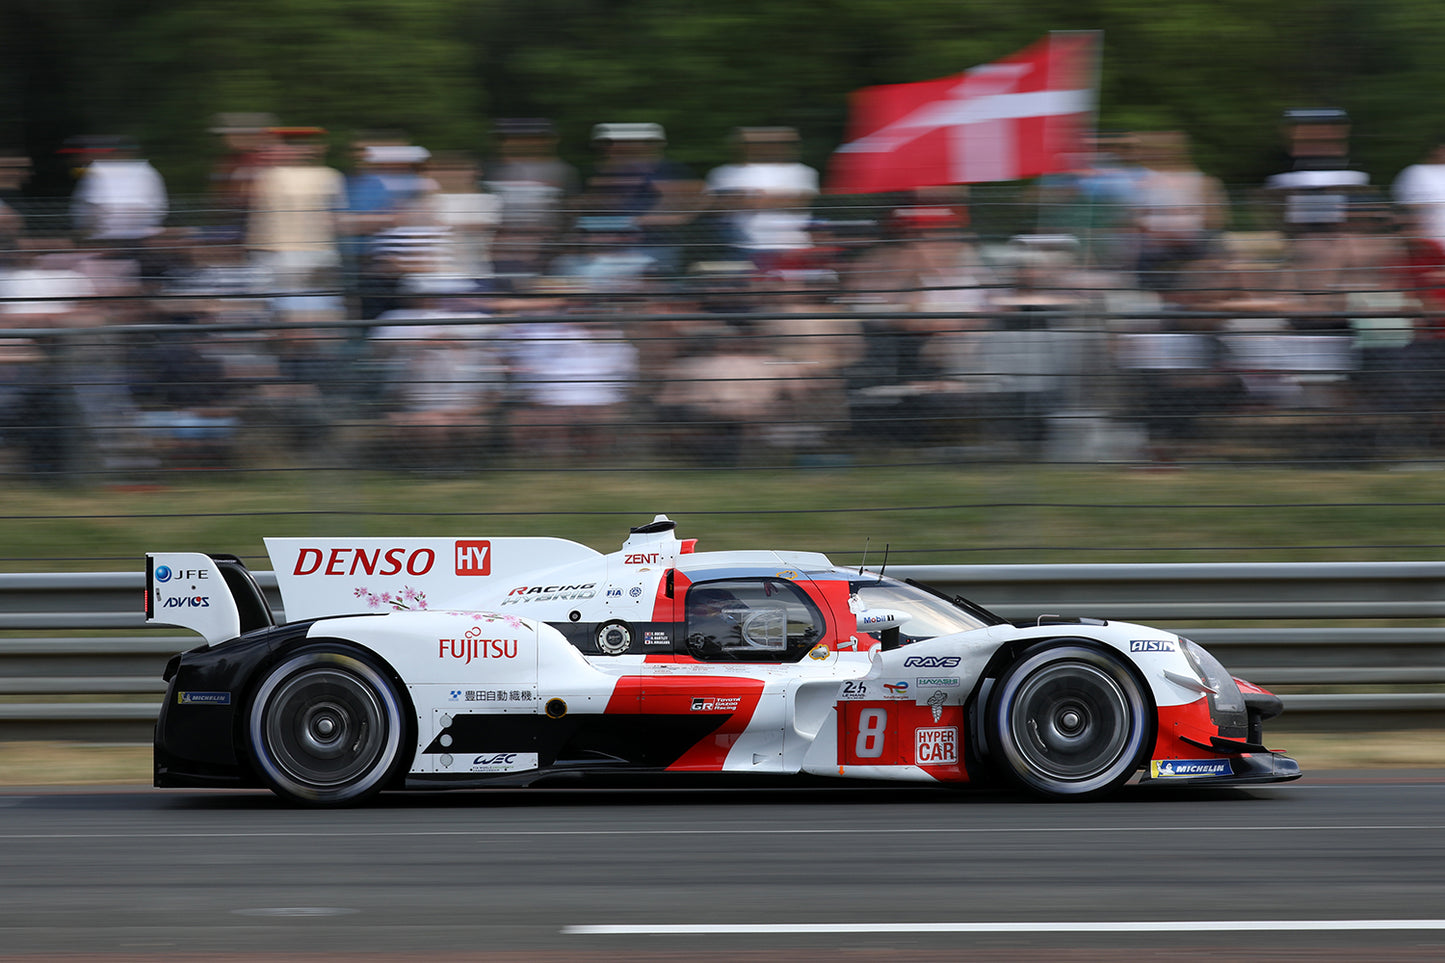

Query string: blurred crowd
[4,109,1445,479]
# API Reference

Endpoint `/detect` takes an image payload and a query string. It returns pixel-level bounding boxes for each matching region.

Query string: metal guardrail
[2,563,1442,740]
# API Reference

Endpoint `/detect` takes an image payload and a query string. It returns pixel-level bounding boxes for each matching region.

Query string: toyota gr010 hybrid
[146,515,1300,806]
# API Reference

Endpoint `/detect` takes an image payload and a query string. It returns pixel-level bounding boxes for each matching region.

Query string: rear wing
[265,536,602,621]
[146,552,274,646]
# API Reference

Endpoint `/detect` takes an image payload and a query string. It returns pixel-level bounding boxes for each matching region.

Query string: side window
[684,578,824,662]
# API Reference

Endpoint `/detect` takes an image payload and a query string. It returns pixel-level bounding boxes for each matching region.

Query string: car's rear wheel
[984,642,1151,800]
[247,645,408,806]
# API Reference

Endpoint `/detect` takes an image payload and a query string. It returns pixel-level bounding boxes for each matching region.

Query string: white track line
[565,920,1445,935]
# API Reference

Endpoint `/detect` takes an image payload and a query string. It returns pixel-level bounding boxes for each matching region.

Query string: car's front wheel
[247,645,409,806]
[984,642,1152,800]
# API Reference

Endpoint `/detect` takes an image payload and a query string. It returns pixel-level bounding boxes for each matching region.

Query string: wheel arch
[969,636,1158,797]
[238,635,420,799]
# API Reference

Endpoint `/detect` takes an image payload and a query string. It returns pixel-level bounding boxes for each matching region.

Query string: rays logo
[903,656,961,668]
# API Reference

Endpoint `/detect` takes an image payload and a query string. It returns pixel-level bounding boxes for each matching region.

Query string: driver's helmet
[690,587,740,615]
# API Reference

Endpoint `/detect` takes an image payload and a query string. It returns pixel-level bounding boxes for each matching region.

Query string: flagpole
[1042,30,1105,257]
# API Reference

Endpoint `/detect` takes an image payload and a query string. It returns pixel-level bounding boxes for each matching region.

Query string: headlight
[1180,638,1245,714]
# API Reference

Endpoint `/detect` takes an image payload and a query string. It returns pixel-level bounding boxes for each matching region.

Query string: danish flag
[827,33,1099,194]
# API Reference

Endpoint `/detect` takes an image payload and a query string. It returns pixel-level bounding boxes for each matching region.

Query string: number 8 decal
[855,708,887,758]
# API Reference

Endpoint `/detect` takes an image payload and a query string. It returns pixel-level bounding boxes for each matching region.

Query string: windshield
[851,579,995,642]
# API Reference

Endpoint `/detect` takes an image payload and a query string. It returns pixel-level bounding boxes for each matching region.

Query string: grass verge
[5,466,1445,570]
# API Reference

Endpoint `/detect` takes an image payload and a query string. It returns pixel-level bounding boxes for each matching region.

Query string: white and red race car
[146,515,1299,806]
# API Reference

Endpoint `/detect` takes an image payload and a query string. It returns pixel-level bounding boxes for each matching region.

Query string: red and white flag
[827,32,1100,194]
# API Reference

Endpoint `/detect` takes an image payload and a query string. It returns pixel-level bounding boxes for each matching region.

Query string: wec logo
[473,753,518,766]
[903,656,961,668]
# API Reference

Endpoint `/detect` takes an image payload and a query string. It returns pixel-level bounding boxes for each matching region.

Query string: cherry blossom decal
[353,586,428,611]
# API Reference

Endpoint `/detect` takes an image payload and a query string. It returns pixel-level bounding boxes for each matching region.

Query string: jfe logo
[155,566,208,583]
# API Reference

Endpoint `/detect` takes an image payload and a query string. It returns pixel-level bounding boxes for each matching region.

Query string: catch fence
[3,191,1442,481]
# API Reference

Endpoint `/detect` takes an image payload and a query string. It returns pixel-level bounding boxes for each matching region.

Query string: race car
[146,515,1300,806]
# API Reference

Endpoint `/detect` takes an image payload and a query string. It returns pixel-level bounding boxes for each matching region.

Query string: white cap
[363,144,431,165]
[591,123,665,143]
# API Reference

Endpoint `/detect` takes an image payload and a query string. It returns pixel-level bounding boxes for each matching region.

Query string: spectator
[1116,262,1247,462]
[484,119,579,278]
[345,141,437,318]
[580,123,702,277]
[0,153,29,249]
[367,276,506,467]
[206,112,277,244]
[704,127,819,271]
[1394,138,1445,249]
[246,127,346,294]
[1265,109,1374,299]
[126,299,242,467]
[845,198,994,388]
[69,136,168,251]
[1391,221,1445,447]
[503,279,639,461]
[1266,109,1370,234]
[1132,131,1227,290]
[654,323,790,465]
[1034,130,1146,270]
[752,267,862,448]
[0,251,100,477]
[424,152,501,283]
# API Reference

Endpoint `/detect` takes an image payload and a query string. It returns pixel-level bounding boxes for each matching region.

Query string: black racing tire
[247,645,409,806]
[984,642,1153,801]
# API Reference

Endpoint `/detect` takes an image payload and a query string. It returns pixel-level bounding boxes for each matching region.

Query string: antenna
[877,543,890,581]
[857,538,870,575]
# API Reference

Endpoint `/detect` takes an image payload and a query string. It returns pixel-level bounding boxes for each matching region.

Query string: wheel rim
[1000,655,1143,792]
[250,651,403,802]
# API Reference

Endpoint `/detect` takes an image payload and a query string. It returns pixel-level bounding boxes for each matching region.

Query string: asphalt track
[2,772,1444,961]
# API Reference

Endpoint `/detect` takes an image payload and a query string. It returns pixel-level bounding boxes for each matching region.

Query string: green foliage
[6,0,1445,190]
